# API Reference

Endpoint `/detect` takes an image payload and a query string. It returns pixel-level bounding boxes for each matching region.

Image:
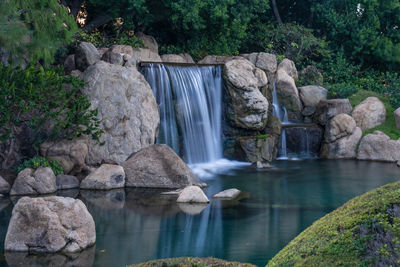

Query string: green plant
[17,157,64,175]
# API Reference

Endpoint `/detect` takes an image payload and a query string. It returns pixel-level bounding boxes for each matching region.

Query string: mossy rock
[130,257,256,267]
[267,182,400,266]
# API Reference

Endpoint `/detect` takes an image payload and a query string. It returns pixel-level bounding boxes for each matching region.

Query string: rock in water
[352,97,386,130]
[213,189,241,199]
[0,175,10,194]
[56,175,80,190]
[10,167,57,196]
[177,186,209,203]
[80,164,125,190]
[123,144,202,189]
[357,131,400,162]
[83,61,160,165]
[5,196,95,253]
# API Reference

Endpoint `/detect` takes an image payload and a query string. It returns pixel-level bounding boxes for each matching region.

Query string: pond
[0,159,399,267]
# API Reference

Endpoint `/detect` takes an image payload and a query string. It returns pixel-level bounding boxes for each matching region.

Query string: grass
[348,90,400,140]
[130,257,256,267]
[267,182,400,266]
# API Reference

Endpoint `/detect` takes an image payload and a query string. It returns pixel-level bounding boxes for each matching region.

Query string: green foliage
[72,29,144,49]
[0,0,77,65]
[17,157,64,175]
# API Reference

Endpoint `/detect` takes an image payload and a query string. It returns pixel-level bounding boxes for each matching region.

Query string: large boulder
[10,167,57,196]
[176,186,209,203]
[313,99,352,125]
[75,42,100,71]
[321,114,361,159]
[135,32,159,54]
[101,50,124,65]
[275,59,302,121]
[299,85,327,116]
[395,108,400,129]
[5,196,95,253]
[131,48,162,64]
[198,55,243,64]
[223,59,269,130]
[161,54,195,64]
[240,52,277,77]
[80,164,125,190]
[357,131,400,162]
[0,175,10,194]
[224,135,278,162]
[40,137,88,175]
[123,144,202,189]
[352,97,386,130]
[83,61,160,165]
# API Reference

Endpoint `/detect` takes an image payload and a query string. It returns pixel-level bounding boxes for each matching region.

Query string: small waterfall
[141,63,223,164]
[272,82,289,159]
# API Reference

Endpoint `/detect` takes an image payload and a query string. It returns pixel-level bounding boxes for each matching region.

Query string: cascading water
[272,82,289,159]
[141,63,223,164]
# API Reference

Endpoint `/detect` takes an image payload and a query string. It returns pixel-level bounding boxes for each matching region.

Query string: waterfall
[272,82,289,159]
[141,63,223,164]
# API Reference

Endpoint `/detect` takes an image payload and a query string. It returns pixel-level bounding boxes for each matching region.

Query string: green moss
[130,257,256,267]
[349,90,400,140]
[256,134,271,141]
[267,182,400,267]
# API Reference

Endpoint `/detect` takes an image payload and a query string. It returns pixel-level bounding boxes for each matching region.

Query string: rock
[5,196,95,253]
[352,97,386,130]
[80,164,125,190]
[123,144,202,189]
[70,69,83,79]
[251,161,272,169]
[64,54,75,73]
[324,114,356,143]
[131,48,162,63]
[321,127,362,159]
[161,54,195,64]
[224,135,278,162]
[299,65,323,84]
[83,61,159,165]
[357,131,400,162]
[97,47,109,57]
[275,60,302,121]
[198,55,244,64]
[299,85,327,115]
[178,203,208,215]
[264,115,282,136]
[109,45,134,56]
[136,32,159,54]
[223,59,269,130]
[395,108,400,129]
[397,160,400,167]
[40,137,88,175]
[213,188,241,199]
[176,186,209,203]
[101,50,124,65]
[124,55,137,68]
[313,99,352,125]
[0,175,10,194]
[56,175,79,190]
[10,167,57,196]
[240,52,277,75]
[75,42,100,71]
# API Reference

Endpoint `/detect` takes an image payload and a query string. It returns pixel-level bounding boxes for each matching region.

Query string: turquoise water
[0,159,399,266]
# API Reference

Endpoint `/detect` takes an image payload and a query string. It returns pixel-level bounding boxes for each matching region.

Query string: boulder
[123,144,202,189]
[64,54,75,73]
[135,32,159,54]
[70,69,83,79]
[101,50,124,65]
[75,42,100,71]
[97,47,109,58]
[83,61,159,165]
[5,196,95,253]
[131,48,162,64]
[321,124,362,159]
[299,85,327,116]
[213,188,241,199]
[161,54,195,64]
[56,175,79,190]
[10,167,57,196]
[240,52,277,75]
[357,131,400,162]
[176,186,209,203]
[40,137,88,175]
[124,55,137,68]
[223,59,269,130]
[80,164,125,190]
[224,135,278,162]
[313,99,352,125]
[324,114,356,143]
[277,58,298,80]
[198,55,243,64]
[0,175,10,194]
[395,108,400,129]
[251,161,272,169]
[109,45,134,56]
[352,97,386,130]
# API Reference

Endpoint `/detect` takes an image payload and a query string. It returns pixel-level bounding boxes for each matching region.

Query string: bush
[17,157,64,175]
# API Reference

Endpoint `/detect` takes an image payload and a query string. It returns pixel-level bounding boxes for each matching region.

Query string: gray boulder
[0,175,10,194]
[161,54,195,63]
[278,58,298,80]
[176,186,209,203]
[324,114,356,143]
[213,188,241,199]
[75,42,100,71]
[109,45,134,56]
[198,55,244,64]
[299,85,327,116]
[131,48,162,64]
[83,61,160,165]
[5,196,95,253]
[352,97,386,130]
[395,108,400,129]
[240,52,277,77]
[101,50,124,65]
[136,32,159,54]
[56,175,80,190]
[123,144,202,189]
[357,131,400,162]
[80,164,125,190]
[223,59,269,130]
[314,99,352,125]
[10,167,57,196]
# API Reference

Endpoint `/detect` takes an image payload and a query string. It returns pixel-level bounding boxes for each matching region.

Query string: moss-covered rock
[130,257,256,267]
[268,182,400,266]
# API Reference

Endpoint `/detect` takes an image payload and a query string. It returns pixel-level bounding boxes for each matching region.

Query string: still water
[0,159,399,267]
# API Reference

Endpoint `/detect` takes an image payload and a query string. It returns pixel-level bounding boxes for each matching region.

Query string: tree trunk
[271,0,283,24]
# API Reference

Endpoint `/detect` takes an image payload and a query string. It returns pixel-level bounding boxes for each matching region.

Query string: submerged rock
[313,99,352,125]
[123,144,202,189]
[357,131,400,162]
[56,175,80,190]
[213,188,241,199]
[352,97,386,130]
[10,167,57,196]
[176,186,209,203]
[0,175,10,194]
[5,196,95,253]
[75,42,100,71]
[80,164,125,190]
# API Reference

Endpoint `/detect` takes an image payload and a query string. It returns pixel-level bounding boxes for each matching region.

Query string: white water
[272,82,290,159]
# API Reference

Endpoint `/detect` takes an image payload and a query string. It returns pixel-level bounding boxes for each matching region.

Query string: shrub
[17,157,64,175]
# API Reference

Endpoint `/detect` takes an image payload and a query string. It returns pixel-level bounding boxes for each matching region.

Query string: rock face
[357,131,400,162]
[198,55,243,64]
[80,164,125,190]
[176,186,209,203]
[352,97,386,130]
[123,144,201,189]
[223,59,269,130]
[321,114,362,159]
[299,85,327,116]
[10,167,57,196]
[131,48,162,63]
[83,61,159,165]
[0,175,10,194]
[395,108,400,129]
[275,59,302,121]
[240,53,277,76]
[224,135,278,162]
[101,50,124,65]
[161,54,195,63]
[5,196,95,253]
[136,32,159,54]
[213,188,241,199]
[75,42,100,71]
[40,137,88,175]
[56,175,80,190]
[314,99,352,125]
